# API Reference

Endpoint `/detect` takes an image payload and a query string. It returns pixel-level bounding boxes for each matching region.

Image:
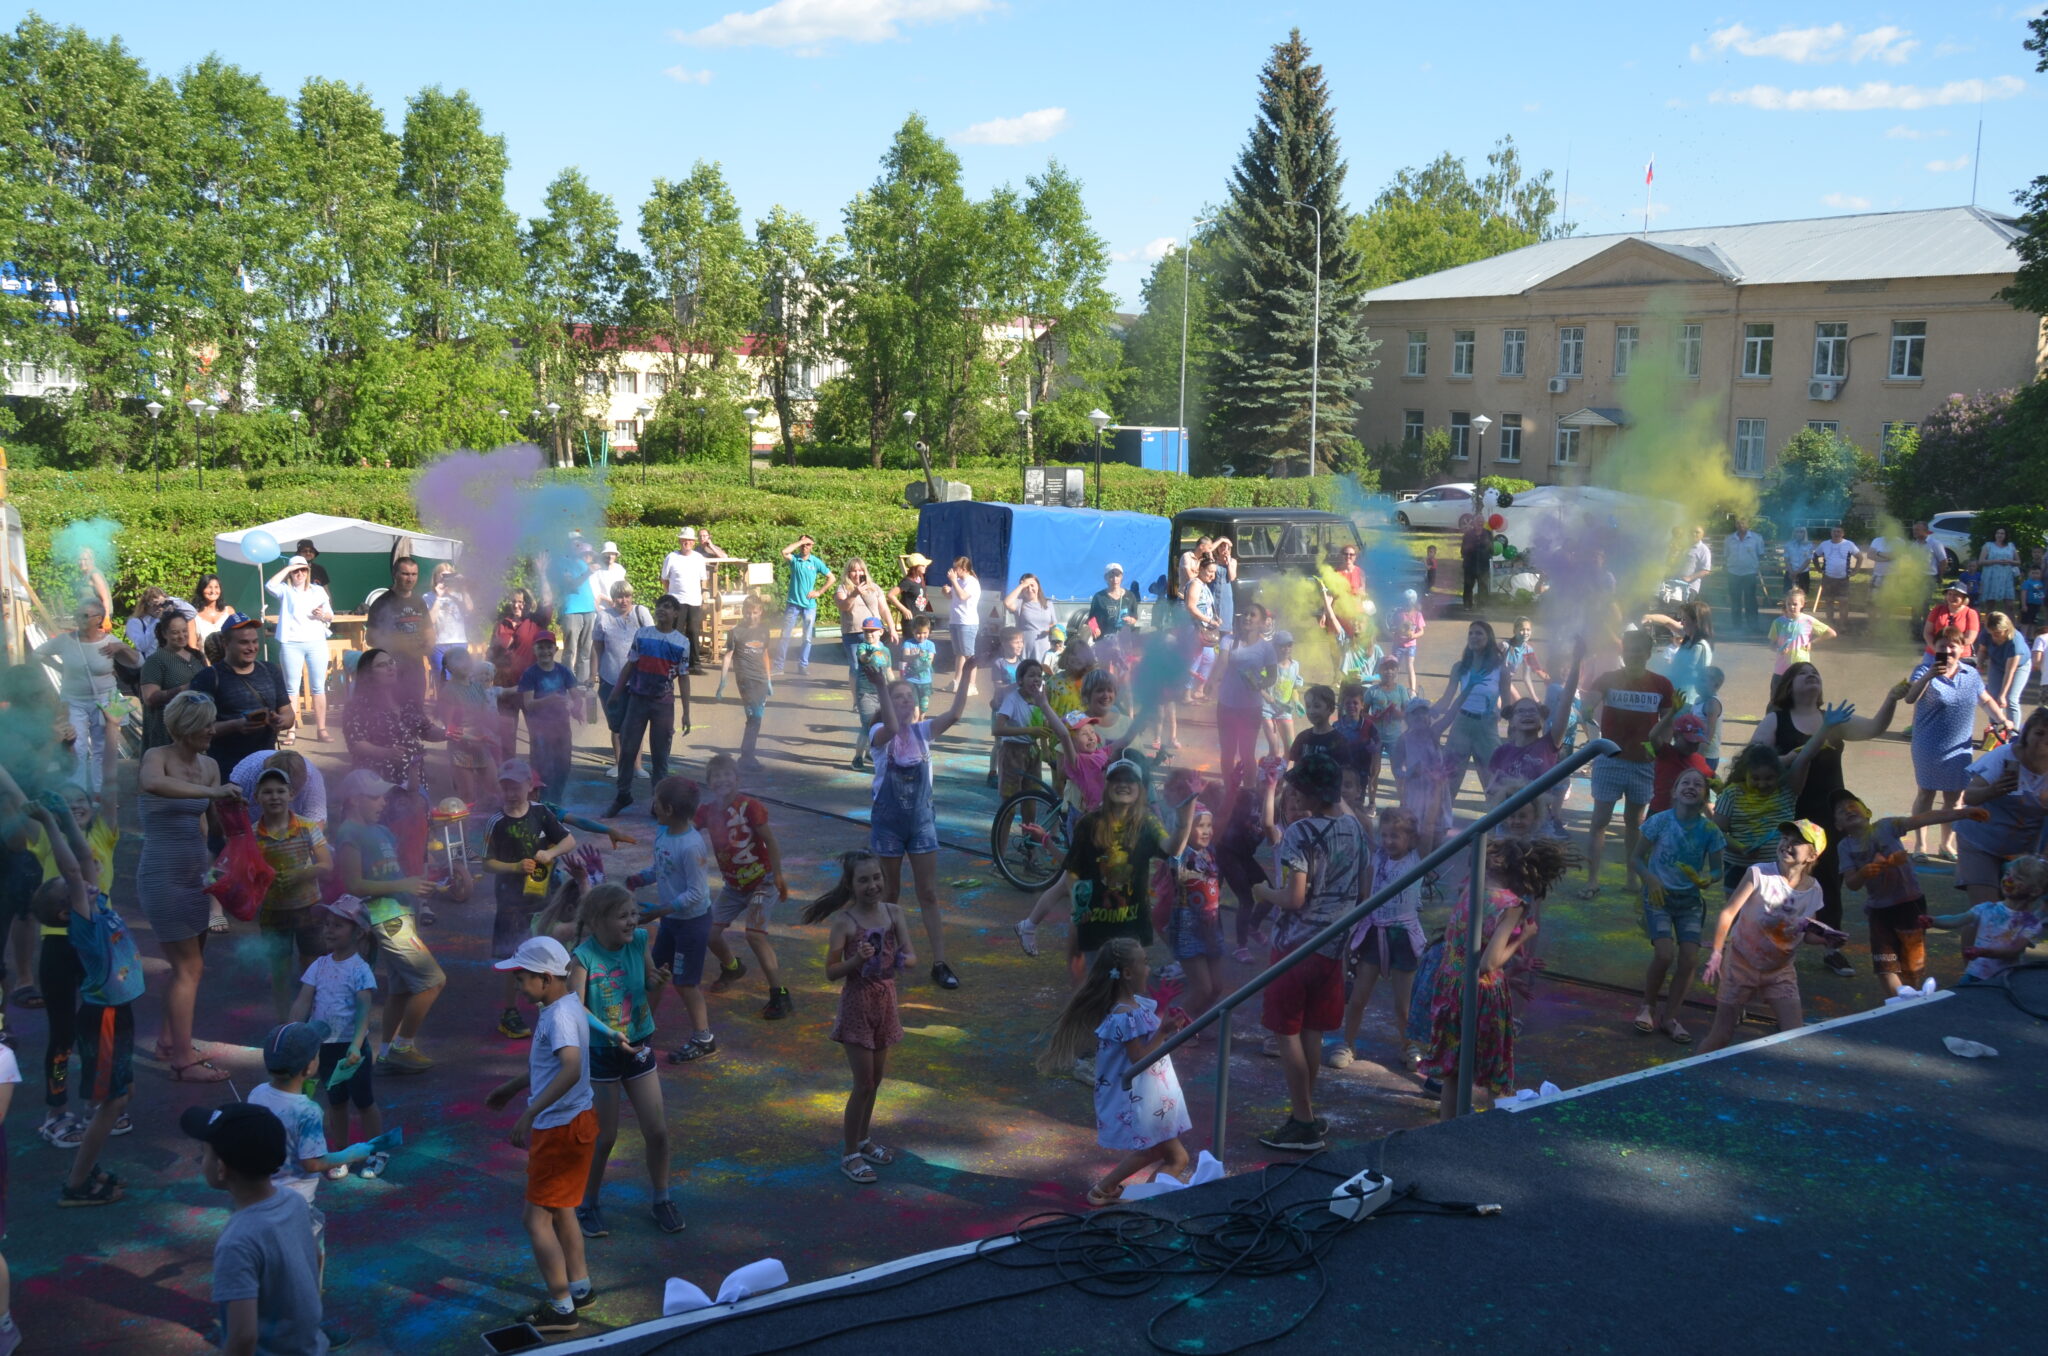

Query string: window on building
[1812,322,1848,379]
[1741,323,1774,378]
[1497,413,1522,463]
[1451,330,1474,377]
[1614,325,1640,377]
[1881,421,1918,462]
[1554,422,1580,466]
[617,371,638,395]
[1735,419,1766,477]
[1678,322,1703,379]
[647,372,668,396]
[613,419,637,439]
[1450,412,1471,460]
[582,372,605,395]
[1402,410,1425,443]
[1501,328,1526,376]
[1806,420,1840,434]
[1405,331,1428,377]
[1557,326,1584,377]
[1889,321,1926,379]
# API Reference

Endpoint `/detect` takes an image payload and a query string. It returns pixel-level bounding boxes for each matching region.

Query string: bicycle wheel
[991,788,1068,892]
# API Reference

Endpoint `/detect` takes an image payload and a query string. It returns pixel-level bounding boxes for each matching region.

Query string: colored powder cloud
[411,445,609,603]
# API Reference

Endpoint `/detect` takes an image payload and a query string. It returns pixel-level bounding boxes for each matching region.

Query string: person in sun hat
[484,935,599,1336]
[589,542,628,620]
[182,1100,332,1355]
[661,527,724,675]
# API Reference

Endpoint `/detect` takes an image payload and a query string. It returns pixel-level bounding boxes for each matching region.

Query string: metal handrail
[1126,738,1620,1148]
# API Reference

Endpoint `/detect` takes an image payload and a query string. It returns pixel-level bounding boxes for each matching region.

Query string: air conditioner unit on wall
[1808,380,1841,401]
[1547,377,1569,395]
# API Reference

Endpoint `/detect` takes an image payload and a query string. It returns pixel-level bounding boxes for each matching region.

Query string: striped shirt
[257,814,327,911]
[623,626,691,697]
[1716,785,1794,864]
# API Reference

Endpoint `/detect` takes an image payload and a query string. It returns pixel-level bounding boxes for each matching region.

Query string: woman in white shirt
[267,555,335,741]
[189,572,233,646]
[941,555,982,697]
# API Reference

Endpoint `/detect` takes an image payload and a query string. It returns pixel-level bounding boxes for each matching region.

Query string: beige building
[1358,206,2046,487]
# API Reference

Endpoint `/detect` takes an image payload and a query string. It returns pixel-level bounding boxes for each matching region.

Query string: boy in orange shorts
[485,937,597,1335]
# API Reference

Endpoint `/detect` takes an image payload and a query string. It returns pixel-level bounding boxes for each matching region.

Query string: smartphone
[480,1322,545,1354]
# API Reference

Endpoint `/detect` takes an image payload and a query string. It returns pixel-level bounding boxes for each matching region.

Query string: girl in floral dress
[1421,837,1568,1121]
[803,851,915,1184]
[1037,937,1192,1205]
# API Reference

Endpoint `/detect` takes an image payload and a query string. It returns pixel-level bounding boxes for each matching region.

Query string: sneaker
[1822,950,1856,977]
[521,1303,582,1335]
[1325,1045,1355,1070]
[325,1164,351,1181]
[762,987,794,1020]
[1260,1034,1282,1058]
[380,1046,434,1074]
[650,1199,687,1234]
[497,1007,533,1040]
[1421,1076,1444,1097]
[1233,946,1255,964]
[575,1204,608,1238]
[709,960,748,993]
[104,1110,133,1137]
[670,1035,718,1063]
[360,1151,390,1179]
[931,961,960,990]
[570,1287,598,1311]
[1257,1118,1326,1152]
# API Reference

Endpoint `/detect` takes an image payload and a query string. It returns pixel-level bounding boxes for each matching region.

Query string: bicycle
[990,774,1071,892]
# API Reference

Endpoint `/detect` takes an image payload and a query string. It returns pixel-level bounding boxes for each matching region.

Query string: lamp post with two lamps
[1088,408,1111,508]
[1014,407,1030,499]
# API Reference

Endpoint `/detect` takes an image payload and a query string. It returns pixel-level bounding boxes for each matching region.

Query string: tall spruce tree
[1209,30,1373,476]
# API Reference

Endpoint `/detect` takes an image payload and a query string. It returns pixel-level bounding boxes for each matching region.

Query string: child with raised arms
[1697,821,1844,1054]
[1629,766,1725,1044]
[1035,937,1192,1206]
[802,851,915,1184]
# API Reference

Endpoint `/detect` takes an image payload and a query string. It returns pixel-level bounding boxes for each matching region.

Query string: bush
[1479,475,1534,498]
[1883,384,2048,525]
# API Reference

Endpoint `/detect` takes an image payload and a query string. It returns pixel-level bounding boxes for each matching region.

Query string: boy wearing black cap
[182,1102,329,1356]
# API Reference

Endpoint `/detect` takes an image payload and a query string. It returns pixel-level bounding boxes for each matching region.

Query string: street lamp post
[1282,199,1323,477]
[1014,408,1030,499]
[1177,217,1213,475]
[743,406,760,489]
[145,401,164,491]
[204,405,218,487]
[289,408,302,463]
[635,404,652,484]
[1471,414,1493,493]
[1088,408,1112,508]
[184,398,204,483]
[545,402,561,467]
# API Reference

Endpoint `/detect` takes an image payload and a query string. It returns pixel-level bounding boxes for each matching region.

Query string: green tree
[1209,30,1375,477]
[1006,161,1119,457]
[1762,426,1877,529]
[397,87,521,344]
[2001,13,2048,315]
[1350,136,1563,288]
[752,206,835,464]
[638,161,756,442]
[521,168,644,454]
[1882,385,2048,524]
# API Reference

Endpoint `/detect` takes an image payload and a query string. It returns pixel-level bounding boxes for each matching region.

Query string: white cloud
[1884,124,1948,138]
[672,0,998,52]
[1692,22,1919,64]
[1112,237,1178,265]
[1925,155,1971,172]
[1931,41,1970,57]
[957,106,1066,146]
[1821,191,1872,209]
[1710,75,2025,111]
[662,66,714,83]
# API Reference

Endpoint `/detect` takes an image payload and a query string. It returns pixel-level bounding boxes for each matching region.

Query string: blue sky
[31,1,2048,307]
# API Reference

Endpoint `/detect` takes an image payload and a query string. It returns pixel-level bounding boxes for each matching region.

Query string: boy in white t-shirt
[288,897,384,1177]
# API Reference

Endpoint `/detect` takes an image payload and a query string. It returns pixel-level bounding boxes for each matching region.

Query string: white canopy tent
[213,513,465,615]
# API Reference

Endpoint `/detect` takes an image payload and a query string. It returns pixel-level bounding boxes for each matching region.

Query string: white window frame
[617,371,638,395]
[1449,412,1471,460]
[647,372,668,396]
[1614,324,1640,377]
[1557,326,1584,377]
[1678,322,1702,379]
[1741,323,1774,379]
[1889,321,1926,379]
[1451,330,1474,377]
[1806,420,1841,434]
[582,372,605,395]
[1554,422,1580,466]
[1501,328,1526,376]
[1812,322,1848,380]
[1497,413,1522,464]
[1405,331,1428,377]
[1402,410,1425,443]
[1734,418,1766,477]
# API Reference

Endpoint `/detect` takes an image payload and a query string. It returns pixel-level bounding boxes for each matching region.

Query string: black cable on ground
[1955,960,2048,1022]
[641,1154,1495,1356]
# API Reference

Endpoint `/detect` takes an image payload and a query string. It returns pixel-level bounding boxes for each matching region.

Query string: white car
[1394,483,1479,530]
[1926,511,1977,559]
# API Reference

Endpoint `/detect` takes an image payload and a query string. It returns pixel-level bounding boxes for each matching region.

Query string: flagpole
[1643,156,1654,235]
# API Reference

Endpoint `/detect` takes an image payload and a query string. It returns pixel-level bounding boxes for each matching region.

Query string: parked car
[1926,511,1978,559]
[1166,507,1365,622]
[1394,483,1478,530]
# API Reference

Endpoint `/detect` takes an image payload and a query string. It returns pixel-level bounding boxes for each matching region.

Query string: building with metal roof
[1357,206,2044,493]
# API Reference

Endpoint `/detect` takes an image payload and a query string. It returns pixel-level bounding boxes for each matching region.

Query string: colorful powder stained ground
[5,597,1949,1353]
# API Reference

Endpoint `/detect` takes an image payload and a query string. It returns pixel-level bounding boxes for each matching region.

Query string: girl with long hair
[802,851,914,1183]
[1433,620,1506,802]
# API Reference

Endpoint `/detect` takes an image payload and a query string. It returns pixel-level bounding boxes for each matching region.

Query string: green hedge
[4,462,1339,623]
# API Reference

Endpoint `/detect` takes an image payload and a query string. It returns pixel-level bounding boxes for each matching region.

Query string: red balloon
[1487,514,1505,530]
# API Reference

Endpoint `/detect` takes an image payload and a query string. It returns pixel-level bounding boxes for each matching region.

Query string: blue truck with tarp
[914,502,1174,616]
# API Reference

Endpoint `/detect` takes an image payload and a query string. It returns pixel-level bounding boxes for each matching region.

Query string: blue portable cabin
[1110,426,1189,474]
[915,502,1174,612]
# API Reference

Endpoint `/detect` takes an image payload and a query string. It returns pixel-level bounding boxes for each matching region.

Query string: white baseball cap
[493,935,572,977]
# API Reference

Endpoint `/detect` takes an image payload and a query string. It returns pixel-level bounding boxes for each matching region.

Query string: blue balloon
[241,529,281,564]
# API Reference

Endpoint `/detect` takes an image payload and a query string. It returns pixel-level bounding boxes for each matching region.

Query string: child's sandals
[840,1152,878,1184]
[1013,920,1039,957]
[1085,1182,1123,1207]
[856,1139,895,1166]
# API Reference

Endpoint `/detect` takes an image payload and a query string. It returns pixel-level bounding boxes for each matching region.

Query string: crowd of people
[1,504,2042,1351]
